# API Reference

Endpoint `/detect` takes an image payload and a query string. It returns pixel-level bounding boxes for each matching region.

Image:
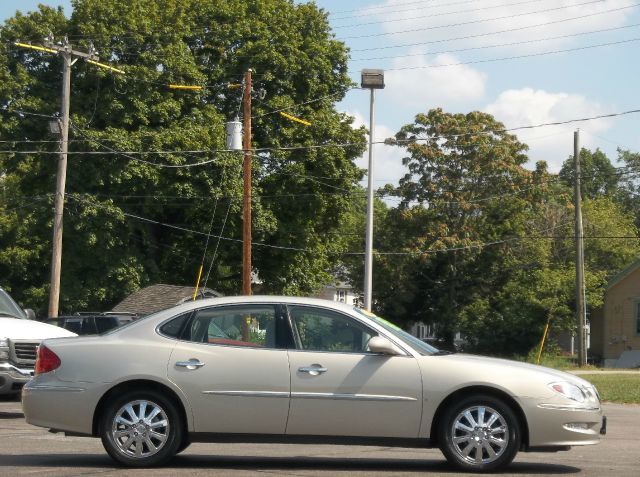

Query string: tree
[377,108,542,349]
[0,0,366,314]
[558,148,618,199]
[369,109,640,355]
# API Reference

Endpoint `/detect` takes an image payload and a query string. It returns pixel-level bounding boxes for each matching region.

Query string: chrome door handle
[298,366,328,376]
[175,359,205,370]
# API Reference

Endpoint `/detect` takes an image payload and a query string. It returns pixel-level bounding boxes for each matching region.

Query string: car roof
[152,295,359,317]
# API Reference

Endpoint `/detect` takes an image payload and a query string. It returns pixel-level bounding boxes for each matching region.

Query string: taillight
[35,344,61,375]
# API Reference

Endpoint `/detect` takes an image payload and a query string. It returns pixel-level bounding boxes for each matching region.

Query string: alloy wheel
[110,399,170,459]
[450,405,509,465]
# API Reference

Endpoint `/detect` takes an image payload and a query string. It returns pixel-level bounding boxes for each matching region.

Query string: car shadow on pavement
[0,454,581,474]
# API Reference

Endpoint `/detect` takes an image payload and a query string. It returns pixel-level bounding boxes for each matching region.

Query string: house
[112,284,222,316]
[590,259,640,367]
[315,281,360,306]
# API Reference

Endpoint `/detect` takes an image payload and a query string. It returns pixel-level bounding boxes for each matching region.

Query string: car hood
[427,353,593,388]
[0,317,77,339]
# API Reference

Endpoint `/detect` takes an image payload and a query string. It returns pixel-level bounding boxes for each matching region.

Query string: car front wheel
[100,390,182,467]
[438,394,521,472]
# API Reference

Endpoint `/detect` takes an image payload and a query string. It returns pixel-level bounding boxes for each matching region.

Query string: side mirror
[24,308,36,320]
[368,336,402,355]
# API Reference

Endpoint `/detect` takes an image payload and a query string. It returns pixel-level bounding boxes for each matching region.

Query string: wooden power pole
[42,38,97,318]
[242,69,253,297]
[574,129,587,366]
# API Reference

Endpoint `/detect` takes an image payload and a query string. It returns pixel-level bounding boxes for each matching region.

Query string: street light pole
[361,69,385,311]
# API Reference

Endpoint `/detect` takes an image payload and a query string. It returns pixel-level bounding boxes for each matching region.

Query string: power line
[334,0,549,29]
[383,36,640,70]
[341,0,607,39]
[350,23,640,62]
[331,0,483,18]
[3,107,640,156]
[350,3,639,51]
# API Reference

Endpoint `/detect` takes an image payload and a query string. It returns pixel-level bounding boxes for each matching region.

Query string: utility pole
[42,37,97,318]
[574,129,587,367]
[242,69,253,297]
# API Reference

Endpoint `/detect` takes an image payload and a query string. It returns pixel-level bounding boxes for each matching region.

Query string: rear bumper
[22,379,103,435]
[0,363,33,395]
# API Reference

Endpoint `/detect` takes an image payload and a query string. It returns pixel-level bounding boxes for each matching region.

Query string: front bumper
[525,398,604,447]
[0,362,34,395]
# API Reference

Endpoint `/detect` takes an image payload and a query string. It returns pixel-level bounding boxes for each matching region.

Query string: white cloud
[485,88,613,171]
[385,51,488,107]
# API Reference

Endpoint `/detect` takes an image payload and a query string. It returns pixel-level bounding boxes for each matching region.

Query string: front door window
[288,305,377,353]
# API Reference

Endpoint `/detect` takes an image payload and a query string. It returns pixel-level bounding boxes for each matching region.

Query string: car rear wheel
[438,394,521,472]
[100,390,182,467]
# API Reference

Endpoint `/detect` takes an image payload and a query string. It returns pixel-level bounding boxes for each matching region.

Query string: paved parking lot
[1,398,638,476]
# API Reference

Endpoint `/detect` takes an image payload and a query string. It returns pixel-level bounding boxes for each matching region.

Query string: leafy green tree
[558,148,619,199]
[369,109,640,355]
[0,0,365,314]
[377,108,541,349]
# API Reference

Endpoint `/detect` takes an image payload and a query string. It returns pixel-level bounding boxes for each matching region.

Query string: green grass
[578,374,640,404]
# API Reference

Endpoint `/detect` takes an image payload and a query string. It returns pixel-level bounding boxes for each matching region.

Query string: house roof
[112,284,222,315]
[607,257,640,291]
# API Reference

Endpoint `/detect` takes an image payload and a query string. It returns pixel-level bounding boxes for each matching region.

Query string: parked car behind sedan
[22,296,605,471]
[47,313,136,335]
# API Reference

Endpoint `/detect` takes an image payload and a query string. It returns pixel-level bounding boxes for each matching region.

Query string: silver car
[22,296,605,471]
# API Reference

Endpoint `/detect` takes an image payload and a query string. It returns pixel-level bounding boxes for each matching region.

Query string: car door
[167,303,292,434]
[285,304,423,438]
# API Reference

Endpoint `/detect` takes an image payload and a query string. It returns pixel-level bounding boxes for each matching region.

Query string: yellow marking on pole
[193,264,204,301]
[536,318,551,365]
[169,84,203,91]
[87,60,125,74]
[279,112,311,126]
[14,42,57,54]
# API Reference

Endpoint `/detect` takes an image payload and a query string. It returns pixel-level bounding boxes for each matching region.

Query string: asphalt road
[1,397,638,476]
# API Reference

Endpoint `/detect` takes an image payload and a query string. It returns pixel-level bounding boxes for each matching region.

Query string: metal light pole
[574,129,587,366]
[361,69,385,311]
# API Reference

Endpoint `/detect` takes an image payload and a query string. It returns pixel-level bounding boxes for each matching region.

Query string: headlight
[0,337,8,348]
[549,382,586,403]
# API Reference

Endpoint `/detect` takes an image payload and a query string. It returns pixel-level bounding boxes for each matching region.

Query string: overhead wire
[3,107,640,156]
[341,0,609,39]
[350,22,640,62]
[350,3,639,51]
[333,0,550,29]
[383,36,640,70]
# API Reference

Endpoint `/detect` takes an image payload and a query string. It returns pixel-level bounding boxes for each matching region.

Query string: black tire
[100,389,183,467]
[176,437,191,454]
[438,394,521,472]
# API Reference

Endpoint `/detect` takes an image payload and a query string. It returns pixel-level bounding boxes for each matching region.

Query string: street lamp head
[361,69,385,89]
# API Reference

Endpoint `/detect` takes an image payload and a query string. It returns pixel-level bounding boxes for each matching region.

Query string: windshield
[353,307,439,356]
[0,289,27,319]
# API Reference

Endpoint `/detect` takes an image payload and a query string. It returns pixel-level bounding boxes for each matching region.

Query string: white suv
[0,288,76,396]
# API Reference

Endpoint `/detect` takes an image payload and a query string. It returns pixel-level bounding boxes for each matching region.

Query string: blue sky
[3,0,639,185]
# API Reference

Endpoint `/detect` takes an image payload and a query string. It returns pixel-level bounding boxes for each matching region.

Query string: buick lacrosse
[22,296,605,471]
